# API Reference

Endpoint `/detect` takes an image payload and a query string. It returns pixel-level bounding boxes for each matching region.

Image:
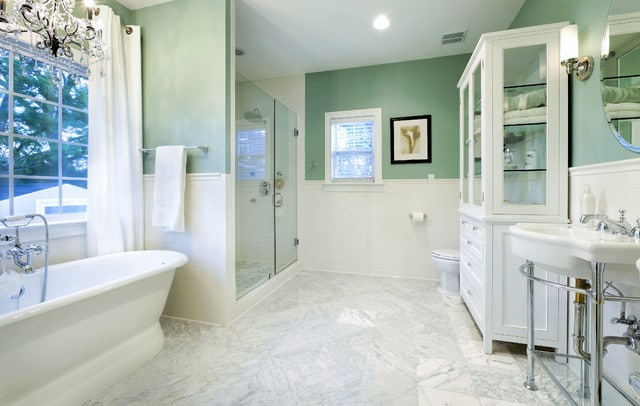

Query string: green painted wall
[134,0,229,174]
[511,0,636,166]
[305,55,469,181]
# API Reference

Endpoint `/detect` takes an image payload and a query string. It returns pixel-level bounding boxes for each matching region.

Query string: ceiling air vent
[441,31,467,45]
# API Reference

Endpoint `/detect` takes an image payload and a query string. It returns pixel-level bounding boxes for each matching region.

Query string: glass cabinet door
[461,60,483,210]
[461,83,470,205]
[493,35,566,214]
[472,64,483,207]
[500,43,549,209]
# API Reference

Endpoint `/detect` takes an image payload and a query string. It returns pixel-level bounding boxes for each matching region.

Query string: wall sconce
[560,24,593,81]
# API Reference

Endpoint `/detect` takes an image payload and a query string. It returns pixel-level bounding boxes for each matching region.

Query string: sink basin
[510,223,640,283]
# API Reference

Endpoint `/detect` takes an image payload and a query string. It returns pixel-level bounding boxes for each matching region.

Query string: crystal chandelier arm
[20,4,47,31]
[0,0,106,70]
[63,20,80,36]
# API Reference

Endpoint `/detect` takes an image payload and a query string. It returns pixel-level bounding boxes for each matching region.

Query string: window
[0,46,89,220]
[325,108,382,185]
[236,125,267,181]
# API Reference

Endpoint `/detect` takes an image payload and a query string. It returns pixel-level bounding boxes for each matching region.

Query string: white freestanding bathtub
[0,250,188,406]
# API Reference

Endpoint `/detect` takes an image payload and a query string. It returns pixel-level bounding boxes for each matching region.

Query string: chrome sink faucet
[579,209,633,236]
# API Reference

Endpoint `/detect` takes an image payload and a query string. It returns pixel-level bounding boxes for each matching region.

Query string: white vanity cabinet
[458,22,569,354]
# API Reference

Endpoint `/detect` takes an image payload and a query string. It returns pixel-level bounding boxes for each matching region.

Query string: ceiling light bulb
[373,14,390,31]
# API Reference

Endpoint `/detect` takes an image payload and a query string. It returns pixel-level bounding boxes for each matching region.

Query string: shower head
[243,108,263,123]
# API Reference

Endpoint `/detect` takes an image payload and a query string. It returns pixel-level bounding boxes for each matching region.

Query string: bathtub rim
[0,249,188,328]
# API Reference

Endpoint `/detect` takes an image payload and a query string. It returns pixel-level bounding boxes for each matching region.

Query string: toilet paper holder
[408,212,427,221]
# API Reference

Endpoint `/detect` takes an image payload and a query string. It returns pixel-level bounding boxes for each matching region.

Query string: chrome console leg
[579,316,591,399]
[574,278,591,399]
[589,262,605,406]
[523,260,538,391]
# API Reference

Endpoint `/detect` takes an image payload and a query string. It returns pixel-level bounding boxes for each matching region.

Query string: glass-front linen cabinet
[458,22,569,354]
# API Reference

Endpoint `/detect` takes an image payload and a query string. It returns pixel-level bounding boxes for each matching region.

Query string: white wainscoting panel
[569,157,640,402]
[144,173,233,325]
[301,179,460,279]
[569,157,640,224]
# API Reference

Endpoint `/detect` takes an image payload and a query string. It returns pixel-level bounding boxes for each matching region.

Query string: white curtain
[87,6,143,256]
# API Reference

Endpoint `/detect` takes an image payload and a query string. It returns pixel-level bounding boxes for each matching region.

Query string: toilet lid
[432,249,460,261]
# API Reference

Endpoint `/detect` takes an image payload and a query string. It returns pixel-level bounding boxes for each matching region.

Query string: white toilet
[432,249,460,296]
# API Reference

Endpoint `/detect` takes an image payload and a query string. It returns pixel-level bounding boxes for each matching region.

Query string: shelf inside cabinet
[503,82,546,90]
[503,83,547,126]
[503,123,546,144]
[504,168,546,172]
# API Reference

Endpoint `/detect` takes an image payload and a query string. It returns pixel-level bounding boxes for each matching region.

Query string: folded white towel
[152,145,187,232]
[503,107,546,125]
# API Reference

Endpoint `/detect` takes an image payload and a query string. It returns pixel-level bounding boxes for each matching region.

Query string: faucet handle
[0,234,14,243]
[631,219,640,239]
[619,209,627,222]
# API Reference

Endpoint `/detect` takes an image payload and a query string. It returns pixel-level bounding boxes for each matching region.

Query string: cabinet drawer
[460,218,484,262]
[460,249,484,280]
[460,270,485,328]
[460,234,483,263]
[460,217,484,242]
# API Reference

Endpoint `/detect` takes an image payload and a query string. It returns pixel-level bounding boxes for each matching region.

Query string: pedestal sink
[510,222,640,284]
[510,222,640,406]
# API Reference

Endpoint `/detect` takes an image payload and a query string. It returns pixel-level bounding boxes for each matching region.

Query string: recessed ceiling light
[373,14,390,31]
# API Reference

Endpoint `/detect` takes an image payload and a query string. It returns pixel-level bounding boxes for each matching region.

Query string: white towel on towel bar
[152,145,187,232]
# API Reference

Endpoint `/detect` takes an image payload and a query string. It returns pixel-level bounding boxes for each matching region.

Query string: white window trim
[0,43,89,222]
[324,108,383,191]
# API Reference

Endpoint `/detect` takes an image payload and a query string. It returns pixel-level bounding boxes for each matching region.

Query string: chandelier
[0,0,106,72]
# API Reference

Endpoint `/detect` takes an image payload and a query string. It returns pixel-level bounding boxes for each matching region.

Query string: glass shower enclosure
[235,74,297,299]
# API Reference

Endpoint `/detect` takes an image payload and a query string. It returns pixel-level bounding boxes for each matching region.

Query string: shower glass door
[235,74,297,299]
[274,101,297,273]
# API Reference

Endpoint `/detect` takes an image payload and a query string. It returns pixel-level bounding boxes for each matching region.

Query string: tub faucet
[5,243,42,273]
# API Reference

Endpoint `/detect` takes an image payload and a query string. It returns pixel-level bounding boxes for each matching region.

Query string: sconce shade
[560,24,579,61]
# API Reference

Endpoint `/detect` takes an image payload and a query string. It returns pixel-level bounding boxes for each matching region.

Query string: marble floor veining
[86,270,568,405]
[235,260,273,299]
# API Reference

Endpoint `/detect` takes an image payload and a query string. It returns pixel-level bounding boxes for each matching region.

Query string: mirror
[601,0,640,153]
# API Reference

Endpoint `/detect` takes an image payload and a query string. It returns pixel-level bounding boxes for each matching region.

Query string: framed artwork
[390,115,432,164]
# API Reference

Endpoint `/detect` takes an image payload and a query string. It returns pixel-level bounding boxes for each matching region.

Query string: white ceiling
[119,0,527,81]
[116,0,173,10]
[236,0,526,81]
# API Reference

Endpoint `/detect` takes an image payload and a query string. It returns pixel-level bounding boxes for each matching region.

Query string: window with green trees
[0,47,89,219]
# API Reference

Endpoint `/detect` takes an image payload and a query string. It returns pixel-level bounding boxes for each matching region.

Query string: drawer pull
[467,262,472,268]
[466,239,472,245]
[467,289,472,296]
[472,226,479,231]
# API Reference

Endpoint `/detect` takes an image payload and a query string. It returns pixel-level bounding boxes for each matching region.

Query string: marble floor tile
[86,270,569,405]
[235,260,272,299]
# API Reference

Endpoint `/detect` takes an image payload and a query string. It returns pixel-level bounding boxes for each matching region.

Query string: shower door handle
[274,193,283,208]
[259,181,271,196]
